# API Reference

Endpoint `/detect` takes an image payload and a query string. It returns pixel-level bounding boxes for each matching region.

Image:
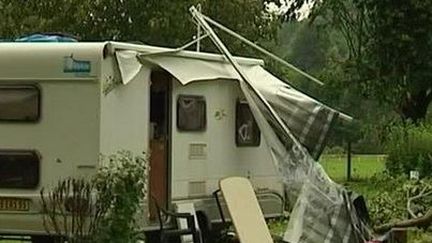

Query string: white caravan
[0,42,285,237]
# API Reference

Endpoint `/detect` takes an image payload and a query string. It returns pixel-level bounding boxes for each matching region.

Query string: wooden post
[347,141,352,181]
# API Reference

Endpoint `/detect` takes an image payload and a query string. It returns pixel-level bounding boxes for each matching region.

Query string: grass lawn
[319,154,386,182]
[0,237,29,243]
[319,154,387,197]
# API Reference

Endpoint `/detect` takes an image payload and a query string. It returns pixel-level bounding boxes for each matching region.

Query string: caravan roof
[0,41,263,82]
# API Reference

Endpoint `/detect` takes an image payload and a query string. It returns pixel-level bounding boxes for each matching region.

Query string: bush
[40,151,148,243]
[323,145,345,155]
[93,151,148,243]
[366,173,432,227]
[366,173,409,226]
[40,178,98,243]
[384,123,432,177]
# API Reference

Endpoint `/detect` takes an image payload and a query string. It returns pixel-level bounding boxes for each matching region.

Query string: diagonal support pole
[190,6,352,124]
[139,33,209,57]
[190,6,352,123]
[190,6,309,153]
[201,14,324,86]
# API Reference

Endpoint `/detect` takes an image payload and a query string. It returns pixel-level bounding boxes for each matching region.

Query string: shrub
[92,151,148,243]
[410,230,432,243]
[40,178,99,243]
[366,173,432,227]
[384,123,432,177]
[366,173,408,226]
[40,151,148,243]
[323,145,345,155]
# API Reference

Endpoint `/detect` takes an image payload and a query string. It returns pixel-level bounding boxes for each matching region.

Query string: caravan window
[0,85,40,122]
[177,95,206,131]
[0,150,40,189]
[236,101,260,146]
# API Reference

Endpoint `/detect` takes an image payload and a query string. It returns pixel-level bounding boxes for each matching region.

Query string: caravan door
[149,71,171,219]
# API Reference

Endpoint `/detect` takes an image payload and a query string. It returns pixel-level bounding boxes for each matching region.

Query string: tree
[0,0,91,39]
[0,0,279,56]
[278,0,432,123]
[284,22,328,72]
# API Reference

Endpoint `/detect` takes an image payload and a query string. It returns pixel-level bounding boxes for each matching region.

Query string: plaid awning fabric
[239,77,371,243]
[283,180,370,243]
[243,65,338,160]
[262,86,338,160]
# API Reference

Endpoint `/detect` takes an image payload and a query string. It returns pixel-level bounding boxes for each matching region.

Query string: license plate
[0,197,30,211]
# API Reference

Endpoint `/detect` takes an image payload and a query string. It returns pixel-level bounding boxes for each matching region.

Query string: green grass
[319,154,388,201]
[319,154,386,182]
[0,237,29,243]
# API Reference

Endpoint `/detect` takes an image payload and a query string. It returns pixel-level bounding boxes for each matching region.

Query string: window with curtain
[177,95,206,131]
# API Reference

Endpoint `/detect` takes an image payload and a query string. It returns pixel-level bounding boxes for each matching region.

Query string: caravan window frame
[177,95,207,132]
[0,84,41,123]
[235,100,261,147]
[0,149,40,189]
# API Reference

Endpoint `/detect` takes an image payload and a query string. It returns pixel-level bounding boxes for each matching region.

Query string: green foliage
[320,154,385,182]
[323,145,345,155]
[280,0,432,122]
[40,178,97,243]
[92,151,148,243]
[410,230,432,243]
[0,0,279,56]
[270,20,397,153]
[366,174,409,226]
[365,173,432,229]
[267,217,289,241]
[0,0,91,39]
[384,123,432,177]
[40,151,148,242]
[281,22,328,73]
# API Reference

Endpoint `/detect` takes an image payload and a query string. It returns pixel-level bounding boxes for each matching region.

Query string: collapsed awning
[115,48,370,242]
[116,50,339,160]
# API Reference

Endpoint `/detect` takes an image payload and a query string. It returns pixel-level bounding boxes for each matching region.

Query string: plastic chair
[152,196,202,243]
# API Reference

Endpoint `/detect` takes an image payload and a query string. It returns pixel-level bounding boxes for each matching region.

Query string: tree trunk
[399,90,432,123]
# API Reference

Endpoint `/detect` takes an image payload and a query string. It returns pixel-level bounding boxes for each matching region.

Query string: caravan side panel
[170,79,283,201]
[0,43,104,235]
[99,57,151,226]
[99,57,150,157]
[0,80,101,234]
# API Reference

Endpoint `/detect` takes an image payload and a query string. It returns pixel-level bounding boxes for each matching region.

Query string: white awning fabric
[115,50,143,85]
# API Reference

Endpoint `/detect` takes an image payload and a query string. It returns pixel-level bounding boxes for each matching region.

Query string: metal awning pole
[190,6,353,123]
[201,14,324,86]
[138,33,209,57]
[190,6,306,150]
[196,4,202,52]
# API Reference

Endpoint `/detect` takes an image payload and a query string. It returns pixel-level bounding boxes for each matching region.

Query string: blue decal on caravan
[63,54,91,74]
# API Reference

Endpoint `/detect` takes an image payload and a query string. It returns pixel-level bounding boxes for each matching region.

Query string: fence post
[347,141,352,181]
